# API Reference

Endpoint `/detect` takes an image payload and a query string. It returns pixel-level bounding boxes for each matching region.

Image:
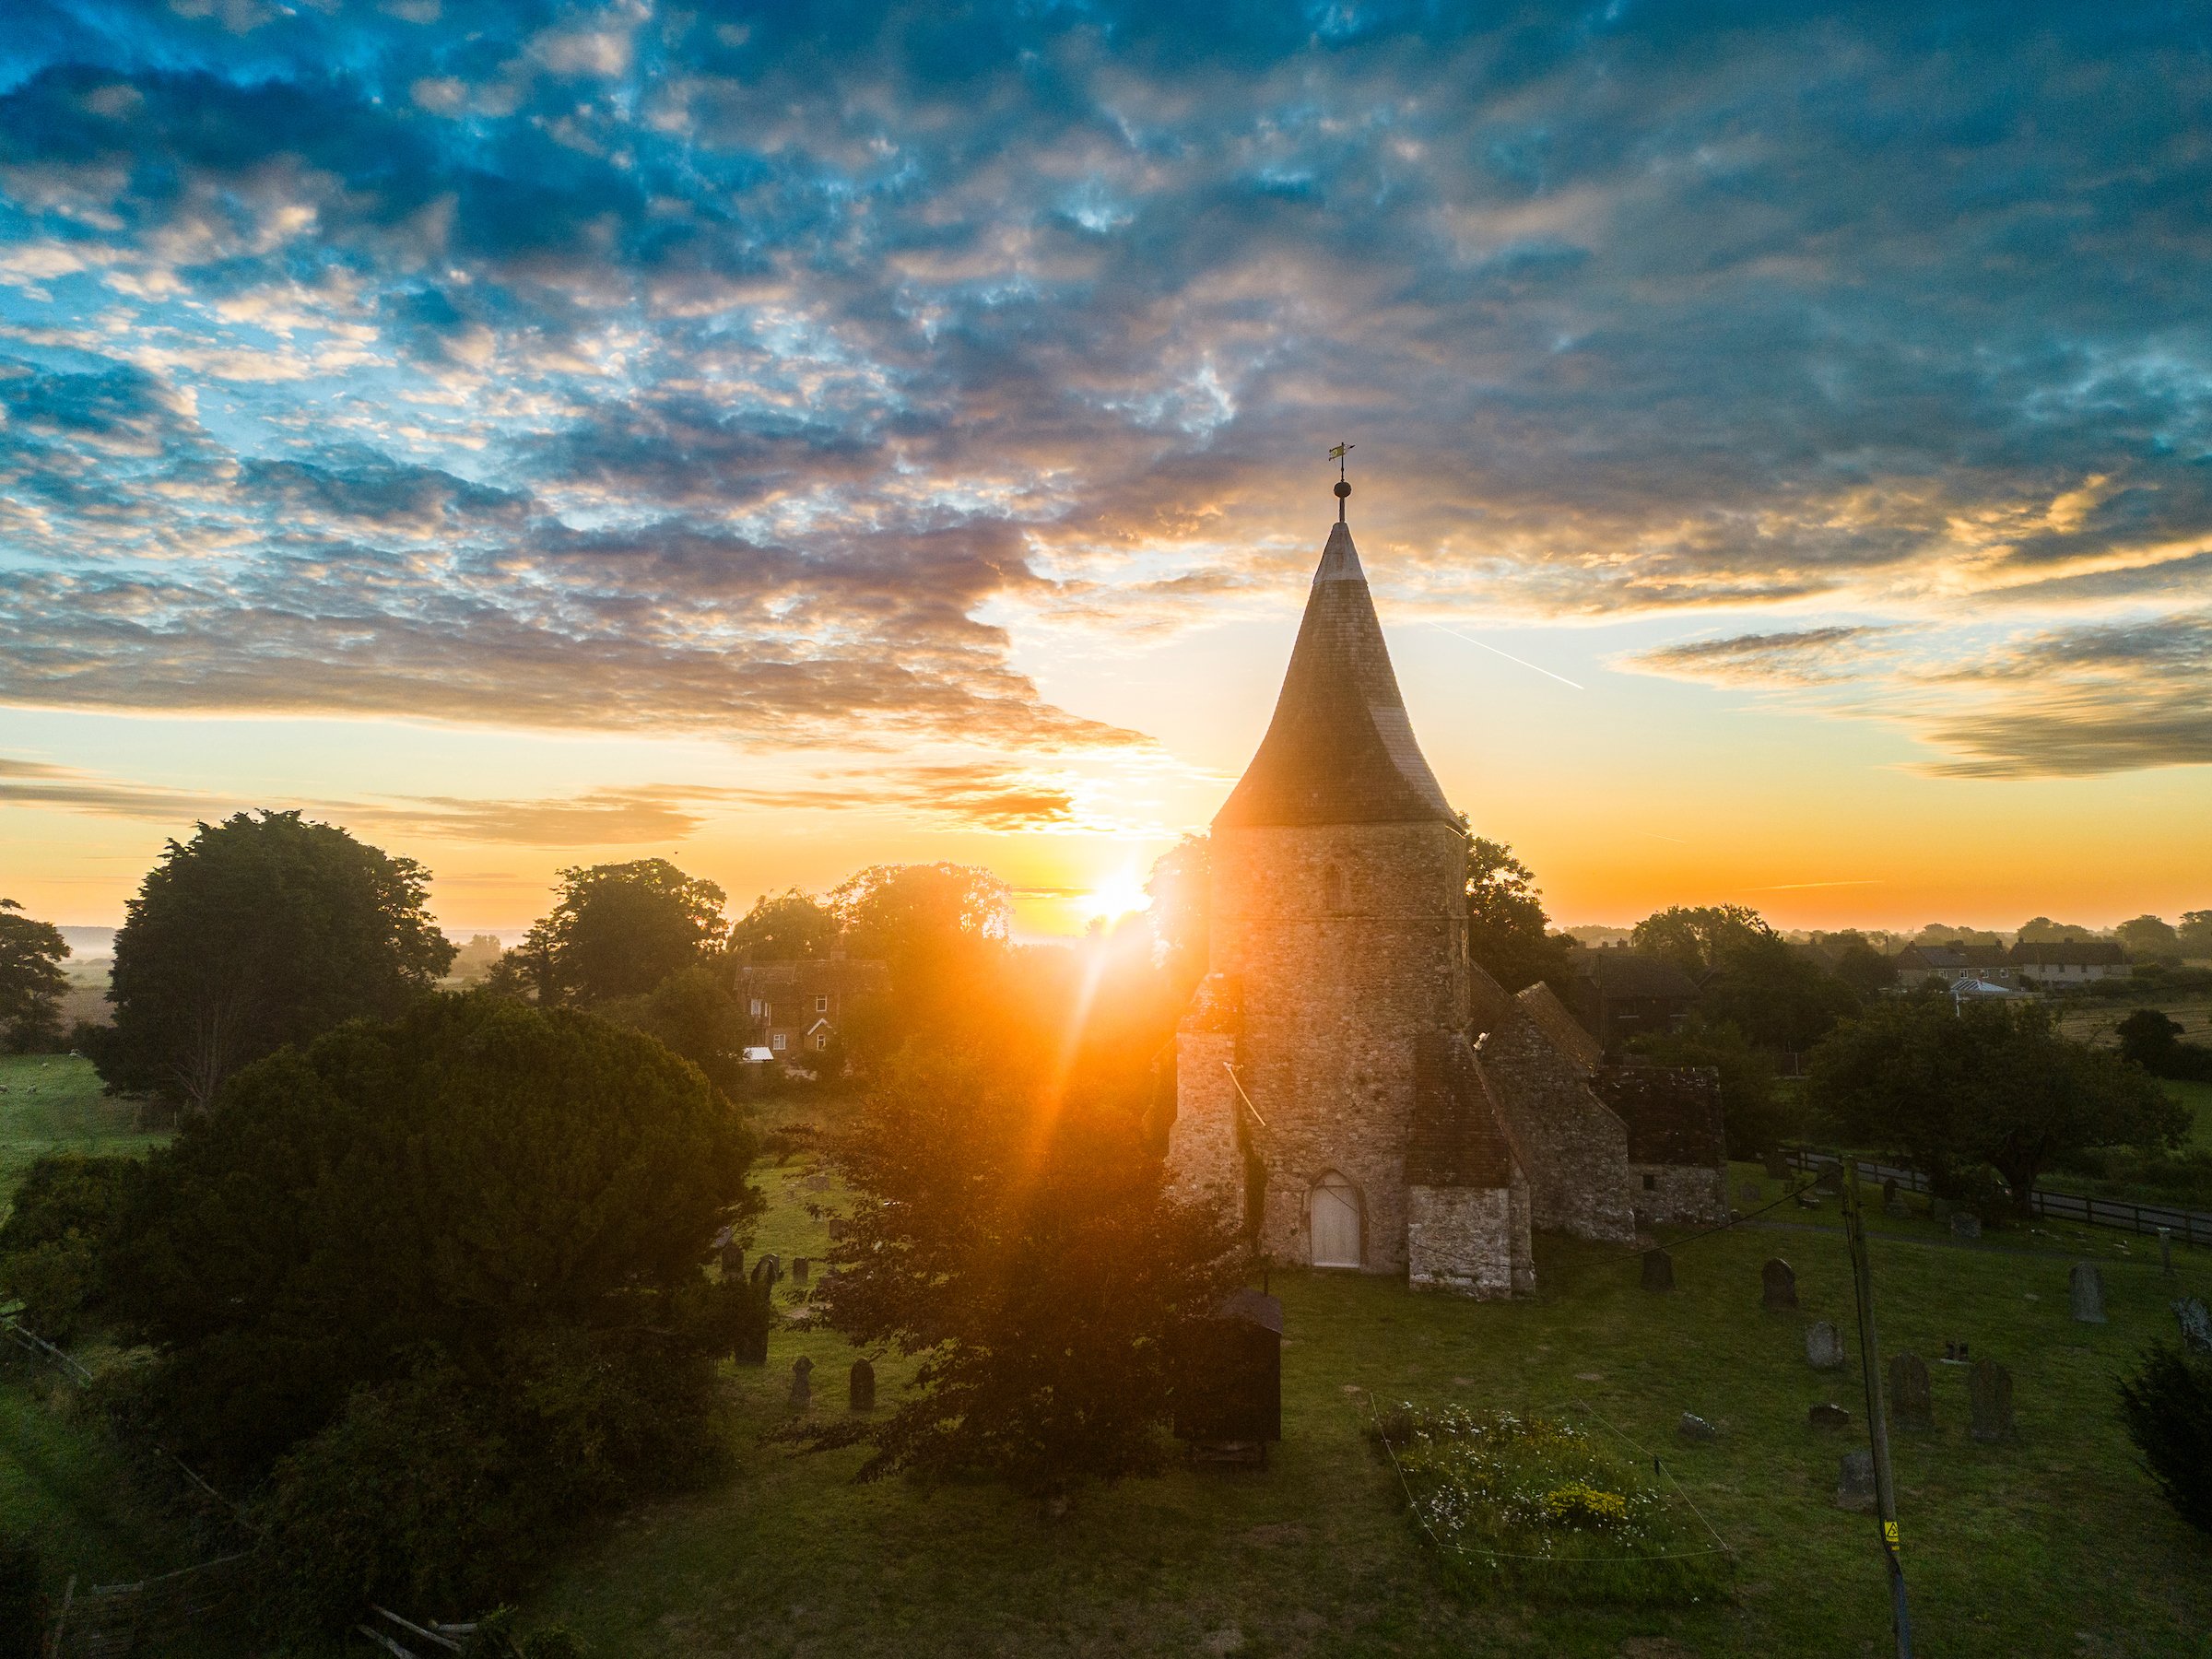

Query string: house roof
[2010,941,2126,966]
[1578,948,1702,1001]
[1406,1032,1517,1188]
[1515,981,1603,1074]
[1897,943,2009,971]
[1214,519,1457,829]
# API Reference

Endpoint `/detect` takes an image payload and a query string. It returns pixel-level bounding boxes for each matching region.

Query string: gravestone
[789,1355,813,1411]
[1942,1339,1971,1364]
[1835,1449,1877,1512]
[793,1256,811,1287]
[1817,1161,1844,1194]
[750,1253,782,1292]
[1739,1181,1763,1206]
[1950,1212,1982,1241]
[1795,1190,1822,1210]
[1677,1412,1717,1443]
[1641,1248,1675,1292]
[720,1242,744,1278]
[2171,1297,2212,1355]
[1889,1352,1934,1432]
[1808,1402,1851,1430]
[2069,1262,2106,1324]
[1969,1359,2014,1442]
[1763,1150,1792,1181]
[1806,1320,1846,1371]
[849,1358,877,1413]
[1762,1258,1797,1311]
[1881,1177,1910,1218]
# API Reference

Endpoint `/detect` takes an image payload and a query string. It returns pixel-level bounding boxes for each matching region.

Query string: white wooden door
[1310,1173,1362,1268]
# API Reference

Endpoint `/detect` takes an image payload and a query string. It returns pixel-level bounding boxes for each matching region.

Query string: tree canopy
[1630,904,1773,975]
[2182,911,2212,959]
[727,888,840,963]
[103,991,758,1482]
[1464,836,1574,995]
[1806,994,2185,1211]
[2115,914,2183,961]
[100,812,453,1109]
[0,900,68,1053]
[515,858,727,1005]
[2117,1009,2212,1083]
[830,863,1010,965]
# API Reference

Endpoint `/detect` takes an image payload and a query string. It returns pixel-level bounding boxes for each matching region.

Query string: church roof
[1406,1031,1517,1189]
[1215,519,1457,829]
[1514,982,1605,1075]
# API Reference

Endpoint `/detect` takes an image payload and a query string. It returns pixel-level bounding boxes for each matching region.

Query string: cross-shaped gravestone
[1761,1258,1797,1311]
[1889,1351,1934,1432]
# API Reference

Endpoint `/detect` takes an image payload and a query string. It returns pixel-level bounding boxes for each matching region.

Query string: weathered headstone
[792,1255,811,1287]
[1641,1248,1675,1292]
[1835,1449,1877,1512]
[2172,1297,2212,1354]
[750,1253,782,1291]
[2068,1262,2106,1324]
[1739,1180,1763,1206]
[1677,1412,1717,1443]
[1969,1358,2014,1442]
[1808,1402,1851,1430]
[1950,1211,1982,1241]
[1795,1190,1822,1210]
[1888,1352,1934,1432]
[1761,1258,1797,1310]
[1806,1321,1846,1371]
[849,1358,877,1413]
[1763,1150,1792,1181]
[1881,1177,1910,1218]
[789,1355,813,1410]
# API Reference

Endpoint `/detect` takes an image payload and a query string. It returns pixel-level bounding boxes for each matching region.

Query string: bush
[0,1154,135,1338]
[0,1532,44,1659]
[2118,1343,2212,1535]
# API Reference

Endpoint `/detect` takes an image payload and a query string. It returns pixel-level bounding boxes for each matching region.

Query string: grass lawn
[0,1053,165,1205]
[517,1152,2212,1659]
[2170,1079,2212,1152]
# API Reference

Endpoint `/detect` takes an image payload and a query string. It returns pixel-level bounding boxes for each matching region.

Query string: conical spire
[1214,519,1457,829]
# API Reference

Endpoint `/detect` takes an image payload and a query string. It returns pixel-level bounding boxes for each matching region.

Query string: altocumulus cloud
[0,0,2208,794]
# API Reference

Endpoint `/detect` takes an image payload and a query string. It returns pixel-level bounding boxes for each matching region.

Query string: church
[1163,477,1727,1297]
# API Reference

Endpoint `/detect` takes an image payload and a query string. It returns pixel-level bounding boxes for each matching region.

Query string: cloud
[0,5,2207,792]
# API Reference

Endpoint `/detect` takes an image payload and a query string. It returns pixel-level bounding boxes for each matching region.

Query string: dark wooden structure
[1173,1288,1283,1465]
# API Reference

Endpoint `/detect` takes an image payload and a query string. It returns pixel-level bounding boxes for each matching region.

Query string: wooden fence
[45,1552,260,1658]
[1780,1147,2212,1247]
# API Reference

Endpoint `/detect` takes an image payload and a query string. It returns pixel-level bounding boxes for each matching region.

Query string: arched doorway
[1309,1171,1364,1268]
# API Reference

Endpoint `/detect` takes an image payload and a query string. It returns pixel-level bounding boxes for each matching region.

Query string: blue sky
[1,2,2207,931]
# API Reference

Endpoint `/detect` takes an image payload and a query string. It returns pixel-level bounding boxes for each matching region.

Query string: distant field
[512,1156,2212,1659]
[0,1054,165,1206]
[2171,1079,2212,1151]
[2053,991,2212,1046]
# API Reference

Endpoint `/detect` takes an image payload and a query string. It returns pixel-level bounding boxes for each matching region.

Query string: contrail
[1743,879,1883,891]
[1427,622,1585,690]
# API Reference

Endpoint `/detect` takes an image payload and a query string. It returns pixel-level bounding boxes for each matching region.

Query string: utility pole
[1843,1157,1912,1659]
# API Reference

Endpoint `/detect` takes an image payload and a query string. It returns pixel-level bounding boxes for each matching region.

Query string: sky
[1,1,2207,940]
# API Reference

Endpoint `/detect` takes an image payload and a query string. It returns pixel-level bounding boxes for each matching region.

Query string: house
[731,955,889,1062]
[2008,941,2130,985]
[1567,947,1703,1055]
[1892,942,2013,987]
[1159,488,1727,1300]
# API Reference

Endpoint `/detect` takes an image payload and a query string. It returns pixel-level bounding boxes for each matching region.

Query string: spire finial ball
[1334,479,1351,500]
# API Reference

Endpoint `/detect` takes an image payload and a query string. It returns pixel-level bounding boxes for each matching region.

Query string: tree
[1631,904,1773,976]
[2180,911,2212,960]
[0,900,68,1053]
[1806,994,2184,1212]
[0,1152,135,1338]
[102,812,453,1111]
[805,1052,1241,1497]
[2115,914,2183,962]
[1823,932,1899,996]
[101,992,758,1483]
[447,934,507,983]
[727,888,840,963]
[1629,1020,1787,1157]
[2118,1343,2212,1535]
[2018,916,2097,944]
[517,859,726,1006]
[828,864,1014,1061]
[830,863,1011,965]
[2117,1009,2212,1083]
[1700,935,1861,1065]
[598,964,752,1091]
[1464,837,1574,995]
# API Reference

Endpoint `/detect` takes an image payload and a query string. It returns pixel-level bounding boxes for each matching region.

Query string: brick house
[1162,500,1725,1299]
[1892,942,2013,987]
[731,955,888,1062]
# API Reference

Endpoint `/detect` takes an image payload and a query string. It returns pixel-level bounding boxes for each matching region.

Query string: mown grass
[514,1152,2212,1658]
[0,1054,164,1206]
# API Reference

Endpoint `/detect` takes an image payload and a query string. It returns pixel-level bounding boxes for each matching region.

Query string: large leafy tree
[806,1051,1241,1496]
[2115,914,2182,961]
[2180,911,2212,960]
[1806,994,2185,1210]
[516,858,727,1005]
[727,888,840,962]
[1464,836,1574,995]
[0,900,68,1053]
[102,812,453,1110]
[1700,935,1862,1064]
[103,992,757,1482]
[830,862,1010,965]
[1631,903,1773,975]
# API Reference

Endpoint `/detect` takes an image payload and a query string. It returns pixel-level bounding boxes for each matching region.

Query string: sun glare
[1083,866,1152,925]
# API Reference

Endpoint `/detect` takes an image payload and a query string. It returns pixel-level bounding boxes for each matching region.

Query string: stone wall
[1407,1184,1516,1298]
[1473,1011,1635,1244]
[1165,1028,1245,1214]
[1630,1163,1728,1226]
[1201,819,1469,1273]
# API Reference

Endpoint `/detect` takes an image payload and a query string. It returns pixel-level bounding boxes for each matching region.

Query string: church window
[1641,1173,1657,1192]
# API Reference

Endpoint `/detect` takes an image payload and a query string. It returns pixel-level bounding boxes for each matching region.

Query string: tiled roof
[1406,1031,1517,1188]
[2009,941,2126,966]
[1577,949,1702,1000]
[1215,520,1457,829]
[1514,982,1603,1074]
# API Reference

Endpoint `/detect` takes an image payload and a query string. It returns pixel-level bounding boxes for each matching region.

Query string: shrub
[2118,1343,2212,1534]
[1370,1406,1732,1604]
[0,1154,135,1338]
[0,1532,45,1659]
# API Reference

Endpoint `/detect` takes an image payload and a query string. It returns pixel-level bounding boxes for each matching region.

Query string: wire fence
[1778,1147,2211,1247]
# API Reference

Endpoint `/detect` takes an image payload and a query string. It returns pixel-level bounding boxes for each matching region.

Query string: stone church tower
[1165,487,1535,1296]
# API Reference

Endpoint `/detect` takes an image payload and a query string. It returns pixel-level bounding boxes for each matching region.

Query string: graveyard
[499,1116,2212,1659]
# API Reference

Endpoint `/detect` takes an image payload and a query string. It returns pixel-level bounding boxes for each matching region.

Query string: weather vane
[1329,441,1354,521]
